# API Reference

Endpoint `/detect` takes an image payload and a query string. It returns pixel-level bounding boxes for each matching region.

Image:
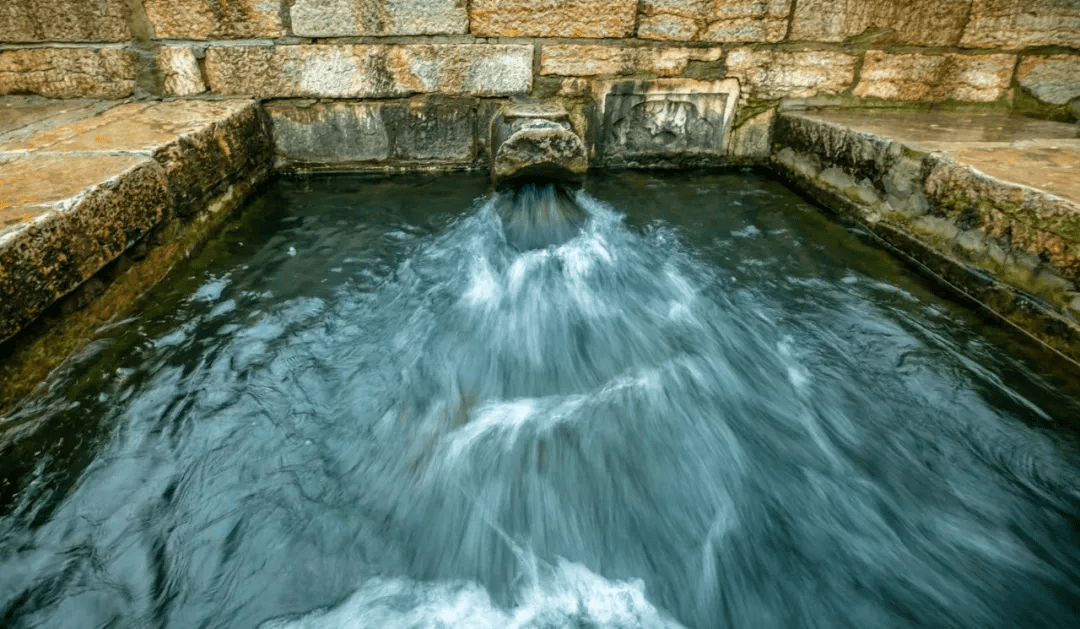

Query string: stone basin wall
[2,1,1078,167]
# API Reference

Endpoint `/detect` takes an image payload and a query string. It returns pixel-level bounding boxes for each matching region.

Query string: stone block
[142,0,285,39]
[789,0,970,46]
[0,48,137,99]
[2,99,271,216]
[638,0,793,43]
[291,0,468,36]
[470,0,637,38]
[727,107,774,160]
[0,154,170,339]
[540,45,722,77]
[724,48,857,99]
[266,98,476,168]
[853,52,1015,102]
[0,0,131,43]
[205,44,532,98]
[388,97,475,162]
[961,0,1080,50]
[158,47,207,97]
[594,78,740,165]
[1017,55,1080,106]
[267,101,390,165]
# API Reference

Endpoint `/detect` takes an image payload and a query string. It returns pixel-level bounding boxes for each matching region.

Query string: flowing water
[3,170,1080,629]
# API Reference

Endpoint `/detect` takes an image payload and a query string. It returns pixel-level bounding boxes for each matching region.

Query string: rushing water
[3,171,1080,629]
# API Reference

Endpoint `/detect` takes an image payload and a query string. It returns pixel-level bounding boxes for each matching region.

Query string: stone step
[0,97,272,343]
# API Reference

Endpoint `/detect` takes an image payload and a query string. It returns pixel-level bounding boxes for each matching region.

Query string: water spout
[490,103,589,250]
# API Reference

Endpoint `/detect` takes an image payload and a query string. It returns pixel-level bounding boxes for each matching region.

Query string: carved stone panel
[594,78,740,166]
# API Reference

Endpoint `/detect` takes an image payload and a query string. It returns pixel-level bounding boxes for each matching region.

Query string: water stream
[2,171,1080,629]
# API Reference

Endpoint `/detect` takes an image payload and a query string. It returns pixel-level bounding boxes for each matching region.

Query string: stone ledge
[0,97,272,343]
[0,154,169,340]
[771,108,1080,359]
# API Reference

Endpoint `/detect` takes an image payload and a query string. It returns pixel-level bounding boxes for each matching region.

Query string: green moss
[1012,87,1078,123]
[682,59,726,81]
[732,99,779,129]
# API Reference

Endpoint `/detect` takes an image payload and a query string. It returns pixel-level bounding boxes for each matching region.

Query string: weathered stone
[291,0,468,36]
[0,0,131,43]
[389,97,475,163]
[1017,55,1080,106]
[724,48,856,99]
[772,109,1080,357]
[267,102,389,166]
[540,45,722,77]
[0,48,136,99]
[638,0,793,42]
[789,0,970,46]
[2,99,271,216]
[266,98,475,168]
[470,0,637,38]
[961,0,1080,50]
[491,103,587,184]
[143,100,273,216]
[142,0,285,39]
[727,107,774,160]
[594,78,740,165]
[0,97,109,146]
[853,52,1015,102]
[205,44,532,98]
[158,47,207,97]
[0,154,170,340]
[924,150,1080,280]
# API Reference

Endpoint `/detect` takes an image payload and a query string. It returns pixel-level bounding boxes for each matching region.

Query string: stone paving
[0,96,272,342]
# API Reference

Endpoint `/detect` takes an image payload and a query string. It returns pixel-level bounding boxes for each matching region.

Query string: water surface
[2,170,1080,629]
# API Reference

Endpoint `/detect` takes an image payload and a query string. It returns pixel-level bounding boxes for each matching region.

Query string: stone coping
[0,96,272,343]
[771,108,1080,361]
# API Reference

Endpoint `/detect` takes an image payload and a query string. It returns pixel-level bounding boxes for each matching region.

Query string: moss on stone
[1013,87,1079,123]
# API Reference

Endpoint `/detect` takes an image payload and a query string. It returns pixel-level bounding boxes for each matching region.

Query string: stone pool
[2,170,1079,629]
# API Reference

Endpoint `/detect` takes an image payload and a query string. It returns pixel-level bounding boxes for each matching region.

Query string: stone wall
[1,1,1078,126]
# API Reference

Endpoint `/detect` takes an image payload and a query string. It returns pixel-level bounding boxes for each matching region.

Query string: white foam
[259,559,685,629]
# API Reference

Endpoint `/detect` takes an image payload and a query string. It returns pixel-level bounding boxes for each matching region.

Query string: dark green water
[2,170,1080,629]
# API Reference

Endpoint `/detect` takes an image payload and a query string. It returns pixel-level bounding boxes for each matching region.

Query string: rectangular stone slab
[771,108,1080,358]
[0,49,137,99]
[266,98,476,169]
[470,0,637,37]
[593,78,741,165]
[290,0,468,36]
[205,45,533,98]
[0,99,271,217]
[0,0,131,42]
[0,154,170,340]
[0,97,273,343]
